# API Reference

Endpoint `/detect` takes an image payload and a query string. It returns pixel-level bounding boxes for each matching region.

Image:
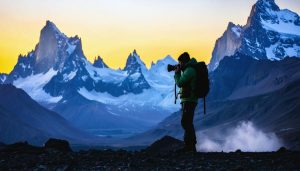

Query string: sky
[0,0,299,73]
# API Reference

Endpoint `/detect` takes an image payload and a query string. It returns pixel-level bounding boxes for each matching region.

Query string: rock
[145,136,184,154]
[277,147,287,153]
[235,149,242,153]
[44,138,72,152]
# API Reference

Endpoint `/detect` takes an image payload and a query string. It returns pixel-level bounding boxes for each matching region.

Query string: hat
[178,52,190,63]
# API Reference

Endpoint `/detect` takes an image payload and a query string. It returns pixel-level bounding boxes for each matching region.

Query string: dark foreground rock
[44,138,72,152]
[145,136,184,154]
[0,137,300,170]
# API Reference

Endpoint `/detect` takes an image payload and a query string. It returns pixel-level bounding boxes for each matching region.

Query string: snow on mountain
[13,68,63,104]
[261,9,300,36]
[76,54,180,129]
[78,55,180,118]
[208,0,300,71]
[75,56,180,134]
[0,74,7,84]
[5,52,35,83]
[35,20,80,73]
[5,23,85,103]
[78,84,178,112]
[4,21,180,136]
[123,49,148,75]
[146,55,177,89]
[86,60,127,84]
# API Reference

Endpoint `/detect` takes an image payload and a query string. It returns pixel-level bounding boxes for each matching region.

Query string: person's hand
[175,65,181,73]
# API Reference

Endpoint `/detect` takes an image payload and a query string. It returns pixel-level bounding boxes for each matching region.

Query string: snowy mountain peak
[149,55,177,75]
[34,21,68,73]
[33,21,86,74]
[255,0,279,11]
[227,22,242,37]
[93,56,108,68]
[245,0,280,28]
[208,0,300,71]
[159,55,177,65]
[124,50,147,74]
[208,22,243,71]
[227,22,236,29]
[43,20,65,38]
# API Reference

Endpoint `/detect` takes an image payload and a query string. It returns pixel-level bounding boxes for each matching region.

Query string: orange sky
[0,0,299,73]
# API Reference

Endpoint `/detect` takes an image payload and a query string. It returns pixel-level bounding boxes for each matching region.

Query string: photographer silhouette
[174,52,198,152]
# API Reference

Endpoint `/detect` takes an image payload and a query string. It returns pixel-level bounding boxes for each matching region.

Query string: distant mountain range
[2,20,179,137]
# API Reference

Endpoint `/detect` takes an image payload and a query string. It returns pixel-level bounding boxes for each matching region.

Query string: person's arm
[174,67,194,88]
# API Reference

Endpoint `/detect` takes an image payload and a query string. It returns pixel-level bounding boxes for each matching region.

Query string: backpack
[191,62,210,114]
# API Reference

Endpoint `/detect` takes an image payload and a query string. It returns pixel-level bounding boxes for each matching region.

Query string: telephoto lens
[167,64,179,72]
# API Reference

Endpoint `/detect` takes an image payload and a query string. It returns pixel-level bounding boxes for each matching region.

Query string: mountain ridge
[0,84,104,145]
[208,0,300,71]
[2,20,179,136]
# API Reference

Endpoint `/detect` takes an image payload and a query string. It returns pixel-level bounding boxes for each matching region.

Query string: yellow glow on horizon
[0,0,299,74]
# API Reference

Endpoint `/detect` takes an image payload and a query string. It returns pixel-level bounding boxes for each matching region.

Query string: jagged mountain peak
[130,49,142,61]
[208,0,300,71]
[43,20,64,35]
[227,22,236,29]
[245,0,281,27]
[255,0,279,11]
[34,20,86,73]
[124,50,147,74]
[227,22,241,29]
[93,56,108,68]
[227,22,243,37]
[208,22,243,71]
[132,49,137,55]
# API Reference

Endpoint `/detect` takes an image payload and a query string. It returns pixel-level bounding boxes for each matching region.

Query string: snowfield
[13,68,63,103]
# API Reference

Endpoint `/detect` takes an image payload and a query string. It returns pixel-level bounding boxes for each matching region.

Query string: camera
[167,64,180,72]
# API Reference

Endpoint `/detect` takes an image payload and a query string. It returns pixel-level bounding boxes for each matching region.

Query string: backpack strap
[174,83,177,104]
[203,96,206,115]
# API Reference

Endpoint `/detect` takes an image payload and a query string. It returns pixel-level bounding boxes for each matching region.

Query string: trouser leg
[181,102,197,147]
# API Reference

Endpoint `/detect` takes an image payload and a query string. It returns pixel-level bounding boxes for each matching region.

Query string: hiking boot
[186,145,197,153]
[176,145,197,153]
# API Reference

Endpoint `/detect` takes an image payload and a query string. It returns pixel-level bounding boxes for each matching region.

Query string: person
[174,52,198,152]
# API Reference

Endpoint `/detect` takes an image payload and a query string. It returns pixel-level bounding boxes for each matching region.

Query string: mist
[196,121,283,152]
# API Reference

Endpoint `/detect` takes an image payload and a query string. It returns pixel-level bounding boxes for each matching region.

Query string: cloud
[196,121,283,152]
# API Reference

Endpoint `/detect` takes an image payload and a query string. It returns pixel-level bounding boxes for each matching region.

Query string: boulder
[44,138,72,152]
[145,136,184,154]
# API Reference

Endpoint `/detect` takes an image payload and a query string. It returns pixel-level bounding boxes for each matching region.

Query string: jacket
[174,58,198,104]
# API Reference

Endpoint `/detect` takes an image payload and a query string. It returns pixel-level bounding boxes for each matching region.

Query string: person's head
[178,52,190,67]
